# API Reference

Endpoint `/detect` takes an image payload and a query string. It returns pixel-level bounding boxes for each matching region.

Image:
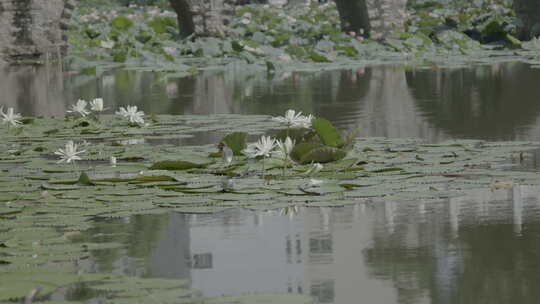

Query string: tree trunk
[366,0,407,39]
[513,0,540,39]
[0,0,74,64]
[168,0,196,38]
[334,0,371,37]
[168,0,230,38]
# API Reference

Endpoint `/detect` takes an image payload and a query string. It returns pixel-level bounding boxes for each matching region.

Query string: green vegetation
[67,0,540,76]
[77,0,170,9]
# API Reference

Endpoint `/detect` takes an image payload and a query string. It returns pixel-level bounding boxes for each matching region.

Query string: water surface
[84,185,540,304]
[5,63,540,303]
[4,62,540,142]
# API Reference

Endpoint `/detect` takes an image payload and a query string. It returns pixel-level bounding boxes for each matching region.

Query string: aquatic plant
[221,144,234,166]
[2,110,540,302]
[275,137,295,159]
[274,136,295,176]
[306,162,323,176]
[243,135,277,159]
[67,99,90,117]
[272,109,313,129]
[308,178,323,186]
[90,98,105,112]
[244,135,277,178]
[0,106,22,127]
[116,105,146,126]
[66,1,529,77]
[54,140,86,164]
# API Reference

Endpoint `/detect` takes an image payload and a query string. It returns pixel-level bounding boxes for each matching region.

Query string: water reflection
[407,64,540,141]
[5,63,540,142]
[81,184,540,304]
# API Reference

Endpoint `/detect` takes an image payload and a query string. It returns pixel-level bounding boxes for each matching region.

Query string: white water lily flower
[116,105,145,125]
[100,40,115,49]
[221,177,235,191]
[163,47,177,56]
[0,107,22,127]
[272,109,313,128]
[243,136,277,158]
[67,99,90,117]
[297,114,314,128]
[306,162,323,175]
[222,144,234,165]
[90,98,105,112]
[274,137,295,159]
[55,140,85,164]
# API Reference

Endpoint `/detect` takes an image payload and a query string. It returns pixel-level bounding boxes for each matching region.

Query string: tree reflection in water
[6,62,540,143]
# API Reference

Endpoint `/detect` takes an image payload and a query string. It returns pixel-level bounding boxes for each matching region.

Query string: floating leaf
[300,146,347,164]
[78,172,95,186]
[149,158,212,170]
[290,142,321,163]
[220,132,247,156]
[273,128,316,144]
[312,118,344,148]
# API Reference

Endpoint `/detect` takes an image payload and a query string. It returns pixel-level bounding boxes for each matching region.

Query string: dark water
[6,62,540,303]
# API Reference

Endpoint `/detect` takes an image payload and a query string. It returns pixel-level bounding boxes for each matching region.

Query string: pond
[3,62,540,304]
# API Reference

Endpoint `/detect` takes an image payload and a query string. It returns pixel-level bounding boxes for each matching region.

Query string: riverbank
[65,1,540,77]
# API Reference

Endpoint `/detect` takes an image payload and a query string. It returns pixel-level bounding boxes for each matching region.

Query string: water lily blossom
[116,105,145,125]
[274,137,295,159]
[274,137,295,176]
[272,109,313,128]
[100,40,115,49]
[222,144,234,165]
[243,136,276,158]
[90,98,105,112]
[0,106,22,127]
[306,162,323,175]
[297,114,314,128]
[67,99,90,117]
[55,140,85,164]
[243,136,277,179]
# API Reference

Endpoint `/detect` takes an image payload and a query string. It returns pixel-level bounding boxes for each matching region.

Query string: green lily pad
[312,118,344,148]
[220,132,247,156]
[149,160,212,170]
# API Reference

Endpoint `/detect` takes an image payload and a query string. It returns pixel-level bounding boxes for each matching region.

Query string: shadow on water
[77,184,540,304]
[4,62,540,142]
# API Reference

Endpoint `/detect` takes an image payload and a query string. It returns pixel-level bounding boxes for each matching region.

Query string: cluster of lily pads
[4,99,540,302]
[67,0,540,76]
[1,105,326,302]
